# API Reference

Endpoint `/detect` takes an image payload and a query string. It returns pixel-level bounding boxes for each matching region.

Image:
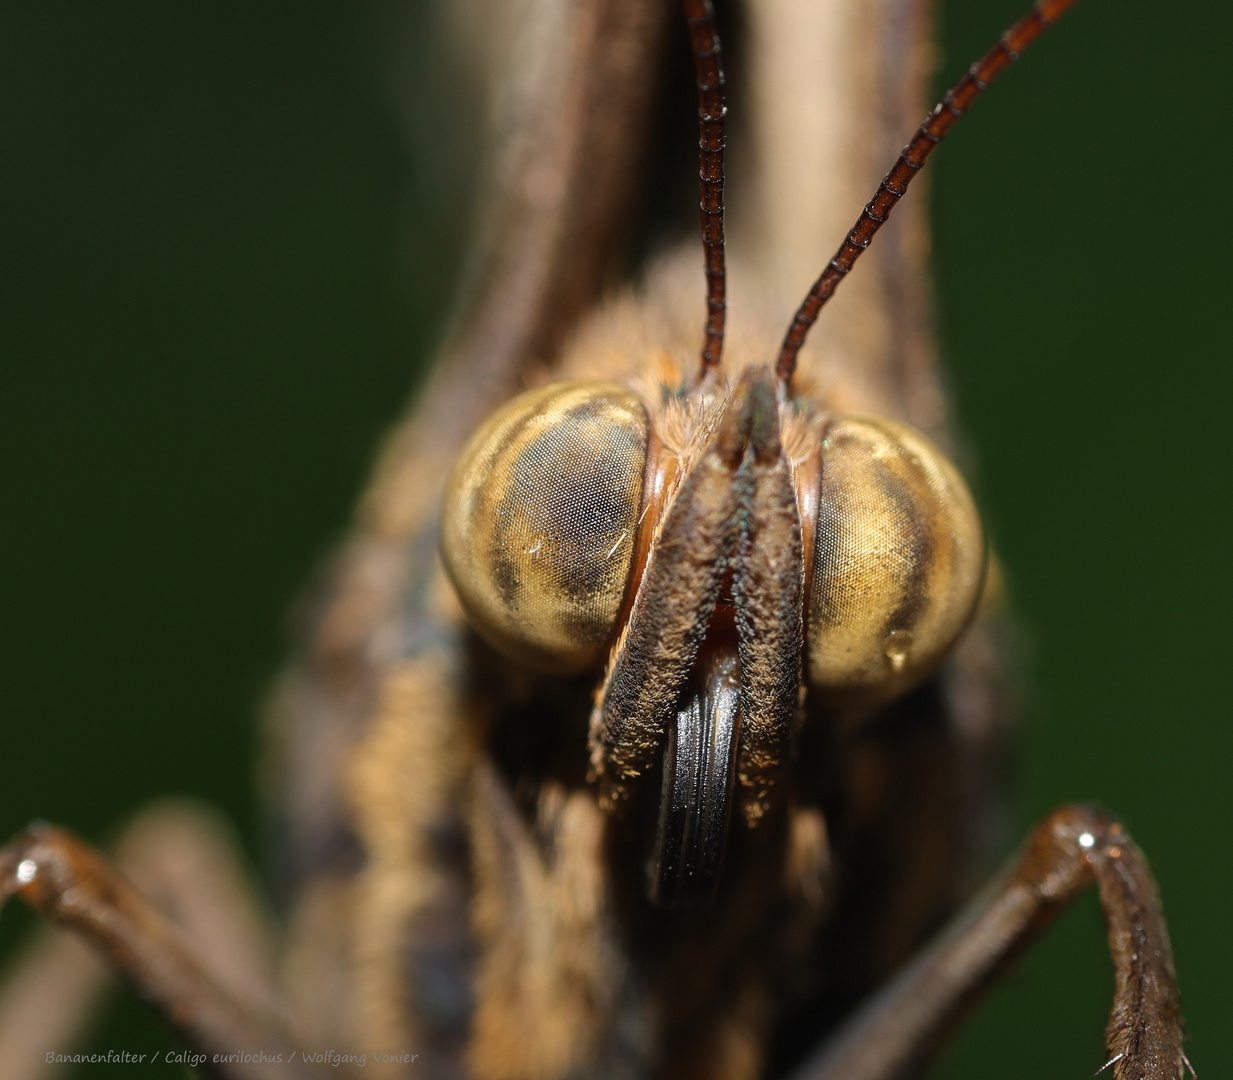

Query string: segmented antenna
[684,0,727,378]
[775,0,1081,385]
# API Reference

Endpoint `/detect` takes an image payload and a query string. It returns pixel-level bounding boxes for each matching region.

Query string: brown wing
[261,0,668,1053]
[736,0,941,433]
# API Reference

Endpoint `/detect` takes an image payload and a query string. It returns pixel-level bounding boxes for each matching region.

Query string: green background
[1,0,1228,1076]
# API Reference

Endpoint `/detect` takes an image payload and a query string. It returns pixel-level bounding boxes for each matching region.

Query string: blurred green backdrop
[1,1,1228,1077]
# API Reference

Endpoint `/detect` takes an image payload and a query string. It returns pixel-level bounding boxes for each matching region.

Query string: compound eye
[807,416,986,705]
[440,380,649,675]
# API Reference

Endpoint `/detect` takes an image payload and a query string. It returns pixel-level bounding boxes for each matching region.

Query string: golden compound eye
[441,380,649,675]
[806,416,986,706]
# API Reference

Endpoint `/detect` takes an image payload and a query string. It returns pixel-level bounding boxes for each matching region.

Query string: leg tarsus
[1070,810,1183,1080]
[790,804,1186,1080]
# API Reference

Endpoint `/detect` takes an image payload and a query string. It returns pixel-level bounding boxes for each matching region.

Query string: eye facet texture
[807,416,985,705]
[441,381,649,674]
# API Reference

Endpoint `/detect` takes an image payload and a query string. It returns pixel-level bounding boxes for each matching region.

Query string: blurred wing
[263,0,667,1047]
[737,0,941,432]
[418,0,668,451]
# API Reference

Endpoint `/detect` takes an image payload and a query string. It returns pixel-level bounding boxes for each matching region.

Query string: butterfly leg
[0,804,318,1080]
[791,804,1185,1080]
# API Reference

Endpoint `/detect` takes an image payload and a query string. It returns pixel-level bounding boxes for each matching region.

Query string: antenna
[684,0,728,379]
[775,0,1081,385]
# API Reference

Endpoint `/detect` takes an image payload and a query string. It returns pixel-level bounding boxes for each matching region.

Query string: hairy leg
[792,804,1185,1080]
